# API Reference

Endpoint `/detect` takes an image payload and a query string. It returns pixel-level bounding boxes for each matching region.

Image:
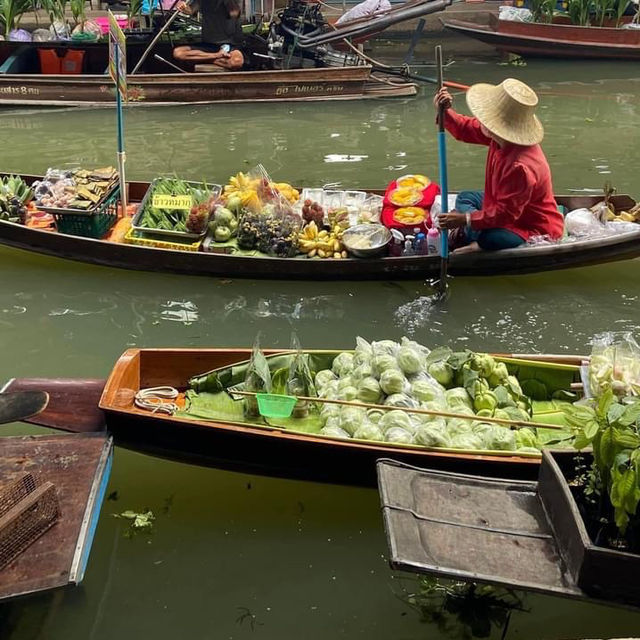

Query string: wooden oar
[0,391,49,425]
[230,390,565,431]
[435,44,449,299]
[131,6,186,75]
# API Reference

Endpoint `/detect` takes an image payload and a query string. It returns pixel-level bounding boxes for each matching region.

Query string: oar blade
[0,391,49,425]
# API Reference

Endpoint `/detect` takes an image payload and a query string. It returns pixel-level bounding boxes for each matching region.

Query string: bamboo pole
[230,390,565,431]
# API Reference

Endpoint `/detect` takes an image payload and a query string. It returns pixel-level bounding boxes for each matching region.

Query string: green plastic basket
[54,189,119,239]
[256,393,298,418]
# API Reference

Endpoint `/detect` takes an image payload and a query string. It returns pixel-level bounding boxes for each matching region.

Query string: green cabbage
[484,427,517,451]
[411,379,444,403]
[488,362,509,387]
[339,407,366,435]
[515,427,539,449]
[352,362,374,382]
[472,422,495,442]
[372,353,398,377]
[318,380,338,398]
[396,346,423,376]
[372,339,399,356]
[337,376,354,392]
[507,375,523,396]
[321,425,351,439]
[339,386,358,401]
[384,393,418,409]
[476,409,494,418]
[380,369,407,395]
[367,409,384,424]
[380,409,413,433]
[427,361,454,387]
[384,427,413,444]
[471,353,496,378]
[332,352,354,377]
[353,423,384,441]
[446,418,473,436]
[445,387,473,410]
[315,369,336,389]
[414,424,451,448]
[357,377,382,403]
[418,414,447,430]
[400,336,431,359]
[353,337,373,367]
[450,433,484,450]
[320,404,340,421]
[474,390,498,413]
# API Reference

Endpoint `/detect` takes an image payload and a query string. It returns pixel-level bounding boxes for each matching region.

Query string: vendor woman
[434,78,564,252]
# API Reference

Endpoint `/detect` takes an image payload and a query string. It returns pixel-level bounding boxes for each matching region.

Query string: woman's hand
[438,211,467,229]
[176,1,192,14]
[433,88,453,111]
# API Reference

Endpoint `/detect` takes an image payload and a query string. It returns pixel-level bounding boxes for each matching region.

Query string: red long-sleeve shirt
[443,109,564,241]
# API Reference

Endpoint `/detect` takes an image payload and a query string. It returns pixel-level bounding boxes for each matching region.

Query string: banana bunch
[223,172,261,211]
[605,202,640,223]
[298,222,348,259]
[270,182,300,204]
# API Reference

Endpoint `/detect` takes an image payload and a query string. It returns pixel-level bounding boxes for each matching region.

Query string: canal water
[2,57,640,639]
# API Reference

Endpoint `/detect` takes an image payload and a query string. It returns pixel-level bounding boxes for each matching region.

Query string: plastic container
[256,393,298,418]
[414,232,425,255]
[403,236,415,256]
[54,189,119,238]
[427,228,440,256]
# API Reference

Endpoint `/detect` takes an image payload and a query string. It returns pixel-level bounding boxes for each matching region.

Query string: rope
[134,386,180,415]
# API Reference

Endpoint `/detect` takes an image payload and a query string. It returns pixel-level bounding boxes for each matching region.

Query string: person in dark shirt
[173,0,244,70]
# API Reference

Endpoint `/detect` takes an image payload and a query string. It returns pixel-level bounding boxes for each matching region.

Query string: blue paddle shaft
[437,129,449,260]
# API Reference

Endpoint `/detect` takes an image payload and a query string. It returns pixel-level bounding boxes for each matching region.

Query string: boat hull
[443,18,640,60]
[0,66,416,107]
[0,178,637,280]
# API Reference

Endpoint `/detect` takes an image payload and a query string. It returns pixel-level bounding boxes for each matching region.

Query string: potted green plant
[0,0,34,38]
[537,389,640,606]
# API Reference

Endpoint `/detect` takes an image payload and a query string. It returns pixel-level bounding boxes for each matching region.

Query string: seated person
[173,0,244,71]
[434,79,564,252]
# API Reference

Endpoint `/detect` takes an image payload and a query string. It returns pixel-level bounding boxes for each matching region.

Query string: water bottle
[414,232,426,255]
[427,228,440,256]
[389,228,404,257]
[403,236,415,256]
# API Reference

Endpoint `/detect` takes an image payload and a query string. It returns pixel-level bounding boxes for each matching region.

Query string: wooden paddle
[435,44,450,299]
[230,390,565,431]
[0,391,49,425]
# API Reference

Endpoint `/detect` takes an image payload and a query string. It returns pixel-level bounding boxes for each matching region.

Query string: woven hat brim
[466,83,544,146]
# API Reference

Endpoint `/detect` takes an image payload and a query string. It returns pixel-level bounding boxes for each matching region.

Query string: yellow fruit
[333,252,342,259]
[308,249,317,258]
[318,249,326,258]
[619,212,635,222]
[341,251,347,258]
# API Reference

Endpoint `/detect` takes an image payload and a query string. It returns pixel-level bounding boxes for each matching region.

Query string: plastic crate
[54,189,119,239]
[123,226,202,252]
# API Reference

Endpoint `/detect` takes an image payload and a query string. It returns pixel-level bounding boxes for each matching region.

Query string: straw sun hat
[466,78,544,146]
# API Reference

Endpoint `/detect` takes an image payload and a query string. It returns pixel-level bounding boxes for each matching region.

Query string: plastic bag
[565,208,606,237]
[50,21,71,40]
[8,29,32,41]
[243,335,272,417]
[430,194,458,228]
[589,332,640,398]
[498,6,532,21]
[32,28,53,42]
[286,333,316,418]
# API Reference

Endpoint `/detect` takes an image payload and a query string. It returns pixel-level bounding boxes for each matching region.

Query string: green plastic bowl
[256,393,298,418]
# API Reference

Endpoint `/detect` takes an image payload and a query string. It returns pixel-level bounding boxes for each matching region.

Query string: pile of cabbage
[315,338,540,453]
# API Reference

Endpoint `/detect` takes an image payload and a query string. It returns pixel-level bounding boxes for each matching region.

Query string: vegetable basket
[54,188,119,238]
[40,182,119,217]
[132,178,221,242]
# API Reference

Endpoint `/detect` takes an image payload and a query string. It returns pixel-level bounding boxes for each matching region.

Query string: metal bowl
[342,224,392,258]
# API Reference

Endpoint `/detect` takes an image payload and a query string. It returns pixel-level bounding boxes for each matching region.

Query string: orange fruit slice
[389,187,422,207]
[396,174,430,189]
[393,207,426,225]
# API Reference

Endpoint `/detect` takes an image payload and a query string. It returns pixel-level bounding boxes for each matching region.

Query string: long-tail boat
[0,174,638,280]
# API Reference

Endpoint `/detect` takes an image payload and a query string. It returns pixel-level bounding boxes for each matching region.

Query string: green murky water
[1,55,640,639]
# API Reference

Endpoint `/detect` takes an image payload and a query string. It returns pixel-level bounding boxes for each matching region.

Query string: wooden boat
[0,432,112,601]
[443,15,640,60]
[0,175,638,280]
[0,65,415,107]
[2,348,584,486]
[377,455,640,609]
